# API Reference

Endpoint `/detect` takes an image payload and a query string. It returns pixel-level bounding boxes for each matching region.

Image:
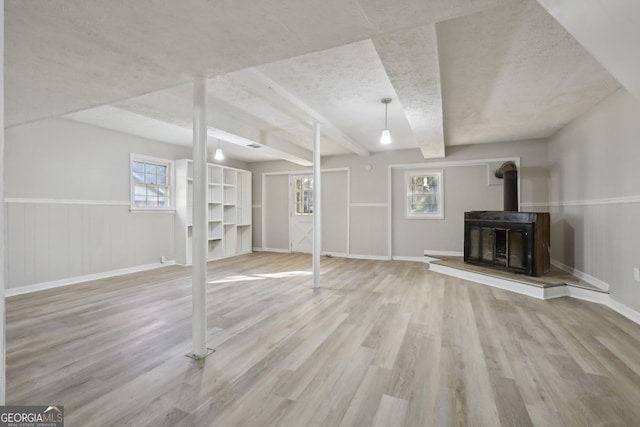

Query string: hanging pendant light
[380,98,392,145]
[214,139,224,160]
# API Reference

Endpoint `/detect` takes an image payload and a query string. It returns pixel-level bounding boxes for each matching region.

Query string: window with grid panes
[130,154,174,210]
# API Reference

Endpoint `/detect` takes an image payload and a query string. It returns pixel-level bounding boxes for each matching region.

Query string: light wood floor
[6,252,640,426]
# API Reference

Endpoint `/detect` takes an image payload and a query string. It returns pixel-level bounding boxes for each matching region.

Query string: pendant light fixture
[380,98,392,145]
[214,139,224,160]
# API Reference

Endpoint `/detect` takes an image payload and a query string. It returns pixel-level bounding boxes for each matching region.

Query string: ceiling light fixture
[380,98,392,145]
[214,139,224,160]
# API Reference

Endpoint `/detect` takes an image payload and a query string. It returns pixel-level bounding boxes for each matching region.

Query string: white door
[290,175,314,253]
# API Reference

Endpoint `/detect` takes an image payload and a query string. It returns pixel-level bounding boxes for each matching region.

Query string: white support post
[312,122,322,289]
[0,0,6,404]
[188,77,212,359]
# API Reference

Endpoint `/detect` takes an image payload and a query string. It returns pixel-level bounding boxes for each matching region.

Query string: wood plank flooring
[6,252,640,426]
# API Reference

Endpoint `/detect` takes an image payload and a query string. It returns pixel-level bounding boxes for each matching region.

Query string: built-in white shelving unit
[175,159,252,265]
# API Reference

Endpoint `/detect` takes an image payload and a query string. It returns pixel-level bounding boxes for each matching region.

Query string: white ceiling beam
[114,90,313,165]
[226,68,370,157]
[208,128,312,166]
[373,25,445,159]
[536,0,640,101]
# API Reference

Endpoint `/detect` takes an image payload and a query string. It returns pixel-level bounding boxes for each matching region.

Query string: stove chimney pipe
[495,161,518,211]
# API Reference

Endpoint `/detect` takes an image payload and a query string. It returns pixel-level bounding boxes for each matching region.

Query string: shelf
[224,186,237,205]
[208,204,222,222]
[223,168,237,186]
[208,222,222,240]
[208,165,223,185]
[208,239,223,259]
[176,160,251,265]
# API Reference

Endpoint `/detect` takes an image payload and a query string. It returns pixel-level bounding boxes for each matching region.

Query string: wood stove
[463,211,550,276]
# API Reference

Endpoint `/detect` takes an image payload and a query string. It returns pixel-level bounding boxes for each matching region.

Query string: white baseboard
[261,248,291,254]
[570,289,640,325]
[567,286,610,305]
[6,261,177,297]
[607,297,640,325]
[423,250,464,257]
[252,247,264,252]
[551,259,610,291]
[428,262,554,299]
[543,285,570,299]
[348,254,391,261]
[322,252,348,258]
[393,256,428,263]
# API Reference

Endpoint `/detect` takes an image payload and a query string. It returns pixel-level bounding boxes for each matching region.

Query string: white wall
[391,165,502,257]
[250,140,549,259]
[4,118,194,290]
[548,88,640,313]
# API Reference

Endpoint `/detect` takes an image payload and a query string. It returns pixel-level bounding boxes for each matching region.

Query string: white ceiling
[5,0,622,163]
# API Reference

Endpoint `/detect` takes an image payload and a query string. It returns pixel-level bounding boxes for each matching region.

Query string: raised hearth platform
[425,254,608,300]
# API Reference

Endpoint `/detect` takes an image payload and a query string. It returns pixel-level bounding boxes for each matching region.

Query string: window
[130,154,174,210]
[294,177,313,215]
[405,170,443,219]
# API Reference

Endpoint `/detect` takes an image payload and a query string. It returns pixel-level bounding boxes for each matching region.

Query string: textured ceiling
[437,0,620,145]
[5,0,622,162]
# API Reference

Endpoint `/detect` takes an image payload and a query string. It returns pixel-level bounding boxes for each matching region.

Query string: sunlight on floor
[208,270,313,284]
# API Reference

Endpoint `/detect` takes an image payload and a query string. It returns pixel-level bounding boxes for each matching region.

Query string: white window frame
[404,169,444,219]
[130,153,175,212]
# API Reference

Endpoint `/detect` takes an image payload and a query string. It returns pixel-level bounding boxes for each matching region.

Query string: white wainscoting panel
[6,201,175,289]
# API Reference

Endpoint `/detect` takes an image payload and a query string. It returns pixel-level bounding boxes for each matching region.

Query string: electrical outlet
[160,255,166,264]
[634,267,640,282]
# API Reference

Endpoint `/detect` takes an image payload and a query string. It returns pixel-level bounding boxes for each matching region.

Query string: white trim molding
[393,256,427,263]
[349,254,391,261]
[322,252,348,258]
[5,198,130,206]
[608,298,640,325]
[551,259,610,291]
[549,195,640,207]
[5,260,177,297]
[526,195,640,208]
[428,261,564,299]
[389,157,521,171]
[350,203,388,208]
[424,250,464,257]
[261,247,291,254]
[520,201,551,208]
